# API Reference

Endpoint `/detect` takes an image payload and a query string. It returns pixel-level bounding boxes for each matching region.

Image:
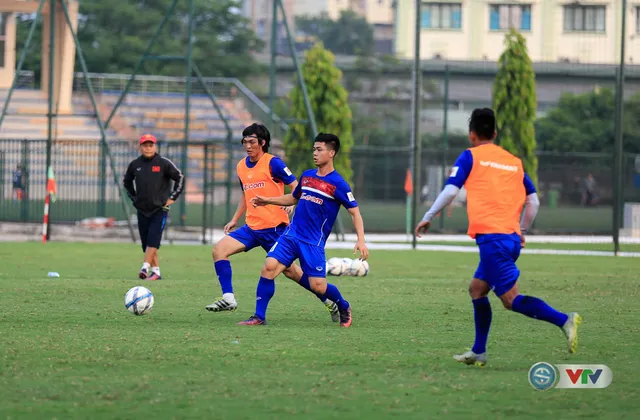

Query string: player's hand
[163,199,175,211]
[354,240,369,261]
[520,234,526,249]
[415,220,431,237]
[224,220,237,235]
[251,196,269,207]
[282,205,295,216]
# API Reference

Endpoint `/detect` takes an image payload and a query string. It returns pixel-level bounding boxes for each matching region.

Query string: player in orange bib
[415,108,582,367]
[205,123,339,322]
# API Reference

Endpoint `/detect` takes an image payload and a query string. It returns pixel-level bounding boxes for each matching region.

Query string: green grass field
[1,242,639,419]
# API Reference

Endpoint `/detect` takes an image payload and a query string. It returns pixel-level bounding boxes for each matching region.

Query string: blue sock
[214,260,233,295]
[299,273,327,303]
[323,283,349,311]
[255,276,275,321]
[471,297,492,354]
[512,295,569,328]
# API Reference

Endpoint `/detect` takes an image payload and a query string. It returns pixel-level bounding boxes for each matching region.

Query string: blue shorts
[138,210,167,252]
[474,234,521,297]
[267,235,326,278]
[229,223,287,253]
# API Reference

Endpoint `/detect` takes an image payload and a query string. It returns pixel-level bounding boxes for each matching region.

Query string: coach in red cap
[123,133,184,280]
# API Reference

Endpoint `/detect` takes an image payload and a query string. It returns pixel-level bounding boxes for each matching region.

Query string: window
[421,3,462,30]
[256,19,266,39]
[0,13,10,68]
[563,5,606,32]
[489,4,531,31]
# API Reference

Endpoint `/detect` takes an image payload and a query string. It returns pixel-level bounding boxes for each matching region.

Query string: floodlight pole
[410,0,422,250]
[613,0,627,255]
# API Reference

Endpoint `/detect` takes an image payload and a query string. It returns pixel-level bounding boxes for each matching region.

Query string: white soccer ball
[326,257,348,276]
[125,286,154,315]
[349,259,370,277]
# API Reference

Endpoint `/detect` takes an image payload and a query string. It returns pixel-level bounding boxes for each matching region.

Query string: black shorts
[137,210,167,252]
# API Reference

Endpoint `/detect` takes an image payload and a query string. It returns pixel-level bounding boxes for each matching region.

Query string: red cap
[139,133,157,144]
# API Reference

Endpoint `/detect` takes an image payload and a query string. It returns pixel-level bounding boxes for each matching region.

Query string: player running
[240,132,369,327]
[206,123,339,322]
[415,108,582,367]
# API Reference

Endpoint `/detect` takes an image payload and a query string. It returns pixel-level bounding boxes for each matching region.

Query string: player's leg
[151,253,159,275]
[490,239,582,354]
[453,260,492,367]
[207,227,257,311]
[259,225,338,321]
[299,244,352,328]
[282,263,339,322]
[237,237,296,325]
[145,211,167,281]
[137,211,151,279]
[499,283,582,353]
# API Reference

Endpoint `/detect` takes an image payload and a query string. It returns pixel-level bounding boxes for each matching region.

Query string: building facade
[395,0,637,65]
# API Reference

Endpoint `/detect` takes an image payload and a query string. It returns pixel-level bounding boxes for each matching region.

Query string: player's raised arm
[269,156,299,215]
[415,149,473,236]
[251,192,299,208]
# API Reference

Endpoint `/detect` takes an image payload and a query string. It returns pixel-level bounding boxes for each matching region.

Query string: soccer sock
[511,295,569,328]
[142,262,150,271]
[214,260,233,295]
[471,297,492,354]
[255,276,275,320]
[298,273,327,303]
[152,266,161,276]
[323,283,349,311]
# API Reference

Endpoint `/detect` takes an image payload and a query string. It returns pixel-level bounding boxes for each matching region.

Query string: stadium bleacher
[0,88,252,202]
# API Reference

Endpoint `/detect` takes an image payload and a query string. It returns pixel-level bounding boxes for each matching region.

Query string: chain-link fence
[2,138,637,238]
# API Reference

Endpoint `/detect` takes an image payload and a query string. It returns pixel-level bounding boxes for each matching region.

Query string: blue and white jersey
[284,169,358,247]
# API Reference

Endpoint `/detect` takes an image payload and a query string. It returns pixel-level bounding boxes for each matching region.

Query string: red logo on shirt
[301,176,336,197]
[152,166,161,172]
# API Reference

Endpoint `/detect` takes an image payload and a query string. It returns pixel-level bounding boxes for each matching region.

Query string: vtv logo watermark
[557,365,613,389]
[528,362,613,390]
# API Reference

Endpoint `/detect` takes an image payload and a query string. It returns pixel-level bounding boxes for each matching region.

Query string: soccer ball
[326,257,349,276]
[125,286,154,315]
[348,259,370,277]
[340,258,354,275]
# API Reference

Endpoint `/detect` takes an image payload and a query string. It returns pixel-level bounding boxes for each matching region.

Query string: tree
[492,29,538,185]
[284,43,354,183]
[536,88,640,154]
[15,0,263,80]
[295,10,374,56]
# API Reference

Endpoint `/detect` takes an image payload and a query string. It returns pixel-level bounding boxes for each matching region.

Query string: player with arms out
[205,123,339,322]
[415,108,582,367]
[243,133,369,327]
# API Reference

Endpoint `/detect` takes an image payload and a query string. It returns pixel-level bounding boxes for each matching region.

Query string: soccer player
[415,108,582,367]
[241,132,369,327]
[123,133,184,280]
[205,123,339,322]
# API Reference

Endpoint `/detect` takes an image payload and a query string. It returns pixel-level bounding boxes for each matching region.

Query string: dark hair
[468,108,496,140]
[242,123,271,152]
[314,133,340,154]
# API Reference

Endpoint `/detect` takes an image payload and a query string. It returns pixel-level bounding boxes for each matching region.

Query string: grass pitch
[0,242,639,419]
